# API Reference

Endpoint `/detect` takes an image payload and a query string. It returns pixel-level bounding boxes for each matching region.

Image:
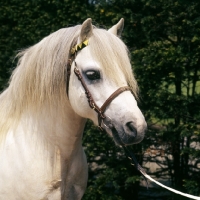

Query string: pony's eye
[85,70,100,81]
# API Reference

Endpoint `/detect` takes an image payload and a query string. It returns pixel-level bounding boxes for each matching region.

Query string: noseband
[67,39,132,131]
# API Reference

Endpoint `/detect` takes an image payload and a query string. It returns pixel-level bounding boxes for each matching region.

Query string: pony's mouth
[101,117,125,146]
[111,127,139,146]
[111,127,124,146]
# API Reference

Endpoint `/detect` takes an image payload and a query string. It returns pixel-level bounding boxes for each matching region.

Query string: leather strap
[100,86,131,113]
[74,64,105,119]
[74,64,131,130]
[66,39,88,96]
[67,39,132,131]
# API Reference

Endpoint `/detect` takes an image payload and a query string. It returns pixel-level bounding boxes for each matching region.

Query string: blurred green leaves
[1,0,200,199]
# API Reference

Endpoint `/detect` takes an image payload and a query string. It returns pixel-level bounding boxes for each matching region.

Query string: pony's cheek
[69,90,96,120]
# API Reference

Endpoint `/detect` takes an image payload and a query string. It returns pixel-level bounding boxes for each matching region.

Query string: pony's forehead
[87,29,130,63]
[91,28,124,46]
[74,31,130,87]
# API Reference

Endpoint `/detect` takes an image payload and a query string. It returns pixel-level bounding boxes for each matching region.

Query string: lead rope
[123,146,200,199]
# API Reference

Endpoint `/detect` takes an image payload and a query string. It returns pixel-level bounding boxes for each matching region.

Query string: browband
[71,39,89,55]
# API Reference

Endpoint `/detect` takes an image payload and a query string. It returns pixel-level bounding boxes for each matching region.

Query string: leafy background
[1,0,200,199]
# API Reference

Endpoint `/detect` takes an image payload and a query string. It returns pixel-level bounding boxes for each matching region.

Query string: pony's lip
[101,117,124,145]
[111,127,124,146]
[102,118,132,146]
[110,125,144,146]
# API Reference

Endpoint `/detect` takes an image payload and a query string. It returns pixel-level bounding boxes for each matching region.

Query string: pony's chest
[0,132,62,199]
[0,130,87,200]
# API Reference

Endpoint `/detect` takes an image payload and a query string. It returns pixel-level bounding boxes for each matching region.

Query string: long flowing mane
[0,24,138,141]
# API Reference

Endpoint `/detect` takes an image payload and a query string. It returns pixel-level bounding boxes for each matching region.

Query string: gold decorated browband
[71,39,89,55]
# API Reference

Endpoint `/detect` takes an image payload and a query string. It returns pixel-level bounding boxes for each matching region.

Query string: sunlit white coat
[0,18,146,199]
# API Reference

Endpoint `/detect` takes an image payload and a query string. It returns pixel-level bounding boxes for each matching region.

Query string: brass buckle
[92,103,96,110]
[98,125,104,132]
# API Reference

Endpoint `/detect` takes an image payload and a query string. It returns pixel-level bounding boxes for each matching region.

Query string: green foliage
[82,120,142,199]
[183,180,200,196]
[1,0,200,199]
[130,0,200,198]
[0,0,92,90]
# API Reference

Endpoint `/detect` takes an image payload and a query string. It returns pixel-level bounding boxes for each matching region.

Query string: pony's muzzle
[101,117,145,146]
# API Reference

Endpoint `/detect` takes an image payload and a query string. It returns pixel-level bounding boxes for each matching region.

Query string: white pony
[0,18,146,200]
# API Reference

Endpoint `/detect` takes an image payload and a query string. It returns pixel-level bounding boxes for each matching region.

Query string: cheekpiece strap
[71,39,89,55]
[67,39,89,96]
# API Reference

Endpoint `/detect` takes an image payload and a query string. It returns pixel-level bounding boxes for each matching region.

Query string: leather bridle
[67,39,132,131]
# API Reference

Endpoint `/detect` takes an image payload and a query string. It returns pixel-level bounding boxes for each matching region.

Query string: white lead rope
[123,146,200,199]
[140,171,200,200]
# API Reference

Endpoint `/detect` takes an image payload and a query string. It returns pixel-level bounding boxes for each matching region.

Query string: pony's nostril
[126,122,137,137]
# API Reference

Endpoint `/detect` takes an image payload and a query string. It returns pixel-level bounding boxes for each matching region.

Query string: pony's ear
[78,18,93,43]
[108,18,124,37]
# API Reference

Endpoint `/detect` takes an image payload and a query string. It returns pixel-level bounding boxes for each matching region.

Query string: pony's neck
[21,102,86,158]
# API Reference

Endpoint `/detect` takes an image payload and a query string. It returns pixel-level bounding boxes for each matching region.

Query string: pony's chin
[107,127,144,146]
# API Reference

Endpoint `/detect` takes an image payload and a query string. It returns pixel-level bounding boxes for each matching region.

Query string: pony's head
[3,18,146,146]
[68,18,147,145]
